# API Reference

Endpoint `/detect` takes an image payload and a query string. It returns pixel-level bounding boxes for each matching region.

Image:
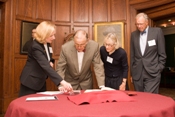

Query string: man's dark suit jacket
[130,27,166,80]
[20,40,62,90]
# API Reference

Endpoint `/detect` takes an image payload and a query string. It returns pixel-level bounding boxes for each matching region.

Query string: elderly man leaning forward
[56,29,105,91]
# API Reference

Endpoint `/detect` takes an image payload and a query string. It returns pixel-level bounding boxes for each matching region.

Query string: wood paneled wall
[0,3,5,117]
[13,0,130,90]
[0,0,132,115]
[1,0,175,116]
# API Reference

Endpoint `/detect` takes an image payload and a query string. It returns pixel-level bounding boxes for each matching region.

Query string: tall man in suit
[130,13,166,93]
[56,29,105,90]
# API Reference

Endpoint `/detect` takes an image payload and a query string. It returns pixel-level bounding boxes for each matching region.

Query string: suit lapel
[144,28,152,55]
[34,40,48,61]
[135,31,142,56]
[39,43,48,60]
[71,46,79,73]
[80,45,89,72]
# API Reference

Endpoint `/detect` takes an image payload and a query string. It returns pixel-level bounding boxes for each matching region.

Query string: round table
[4,91,175,117]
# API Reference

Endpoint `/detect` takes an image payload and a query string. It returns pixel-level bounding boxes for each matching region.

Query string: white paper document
[36,91,64,95]
[26,96,58,101]
[84,89,101,93]
[84,87,115,93]
[101,87,115,91]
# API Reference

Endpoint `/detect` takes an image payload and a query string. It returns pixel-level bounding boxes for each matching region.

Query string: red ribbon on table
[67,90,135,105]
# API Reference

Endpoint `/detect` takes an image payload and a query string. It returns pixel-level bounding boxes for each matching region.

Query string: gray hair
[136,13,149,21]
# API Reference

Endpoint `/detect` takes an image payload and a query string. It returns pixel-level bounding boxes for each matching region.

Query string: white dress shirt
[77,51,84,72]
[44,44,50,61]
[140,27,148,56]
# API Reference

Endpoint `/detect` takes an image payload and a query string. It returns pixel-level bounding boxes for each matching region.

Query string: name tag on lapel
[107,56,113,63]
[148,39,156,46]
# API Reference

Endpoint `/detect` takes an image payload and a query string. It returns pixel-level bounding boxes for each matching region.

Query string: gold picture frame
[94,22,124,48]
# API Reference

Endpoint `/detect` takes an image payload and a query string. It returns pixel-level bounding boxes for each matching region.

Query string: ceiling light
[168,19,171,22]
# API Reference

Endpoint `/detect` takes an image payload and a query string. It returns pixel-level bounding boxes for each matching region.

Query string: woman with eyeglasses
[100,33,128,90]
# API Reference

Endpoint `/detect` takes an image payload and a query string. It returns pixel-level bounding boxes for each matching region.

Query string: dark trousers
[19,83,46,97]
[105,76,129,90]
[133,68,161,94]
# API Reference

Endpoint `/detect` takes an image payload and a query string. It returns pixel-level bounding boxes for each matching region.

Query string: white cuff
[99,85,105,89]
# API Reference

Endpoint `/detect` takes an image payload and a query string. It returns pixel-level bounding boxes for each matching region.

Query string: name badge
[148,39,156,46]
[107,56,113,63]
[49,47,53,53]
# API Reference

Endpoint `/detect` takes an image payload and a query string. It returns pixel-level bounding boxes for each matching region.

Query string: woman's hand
[119,78,127,91]
[59,80,73,93]
[119,82,126,91]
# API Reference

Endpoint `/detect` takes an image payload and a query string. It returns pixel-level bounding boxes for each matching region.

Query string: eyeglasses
[104,43,115,47]
[135,23,145,26]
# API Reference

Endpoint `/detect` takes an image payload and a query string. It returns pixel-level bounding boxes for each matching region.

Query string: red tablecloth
[5,91,175,117]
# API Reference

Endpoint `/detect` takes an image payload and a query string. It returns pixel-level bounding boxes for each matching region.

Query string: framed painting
[94,22,125,48]
[20,21,38,54]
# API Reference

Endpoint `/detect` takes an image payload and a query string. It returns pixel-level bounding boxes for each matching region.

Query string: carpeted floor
[159,87,175,100]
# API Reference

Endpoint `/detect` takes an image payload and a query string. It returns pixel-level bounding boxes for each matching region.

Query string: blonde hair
[34,21,56,43]
[104,33,120,49]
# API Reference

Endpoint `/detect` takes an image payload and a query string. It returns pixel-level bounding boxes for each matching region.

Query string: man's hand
[131,77,133,83]
[50,62,54,68]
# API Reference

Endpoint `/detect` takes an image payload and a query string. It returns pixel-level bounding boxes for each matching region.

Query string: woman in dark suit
[19,21,72,97]
[100,33,128,90]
